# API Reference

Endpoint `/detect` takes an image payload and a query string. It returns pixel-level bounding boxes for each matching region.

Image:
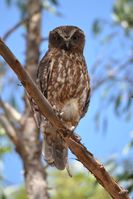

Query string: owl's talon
[52,105,64,119]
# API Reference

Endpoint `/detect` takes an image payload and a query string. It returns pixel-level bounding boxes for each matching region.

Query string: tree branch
[0,38,130,199]
[0,115,19,145]
[0,98,21,122]
[3,9,42,41]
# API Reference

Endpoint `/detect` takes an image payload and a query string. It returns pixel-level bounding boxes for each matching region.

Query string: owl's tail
[43,130,68,170]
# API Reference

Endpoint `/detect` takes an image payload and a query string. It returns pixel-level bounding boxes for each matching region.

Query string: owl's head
[48,26,85,53]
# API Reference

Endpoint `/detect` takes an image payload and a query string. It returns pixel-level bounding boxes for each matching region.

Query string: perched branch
[0,38,130,199]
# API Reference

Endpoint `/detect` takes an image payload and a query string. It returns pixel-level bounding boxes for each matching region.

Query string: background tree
[0,0,50,198]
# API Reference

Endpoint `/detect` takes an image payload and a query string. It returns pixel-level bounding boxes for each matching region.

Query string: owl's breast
[47,51,89,117]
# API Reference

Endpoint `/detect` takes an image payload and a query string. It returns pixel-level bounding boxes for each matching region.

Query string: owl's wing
[81,86,91,118]
[32,52,52,127]
[37,52,51,97]
[81,59,91,118]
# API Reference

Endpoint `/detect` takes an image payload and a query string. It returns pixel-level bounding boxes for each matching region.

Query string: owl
[36,26,90,170]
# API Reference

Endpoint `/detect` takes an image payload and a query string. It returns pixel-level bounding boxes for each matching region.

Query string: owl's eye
[72,34,79,41]
[55,34,61,42]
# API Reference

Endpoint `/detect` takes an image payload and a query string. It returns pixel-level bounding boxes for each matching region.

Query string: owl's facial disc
[49,26,85,52]
[56,29,77,50]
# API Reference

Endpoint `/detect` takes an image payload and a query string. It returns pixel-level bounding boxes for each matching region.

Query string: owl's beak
[65,40,70,50]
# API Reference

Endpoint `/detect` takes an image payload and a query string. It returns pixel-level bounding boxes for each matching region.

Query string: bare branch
[3,18,27,41]
[0,115,19,145]
[2,9,47,42]
[0,38,130,199]
[0,98,21,122]
[4,102,22,121]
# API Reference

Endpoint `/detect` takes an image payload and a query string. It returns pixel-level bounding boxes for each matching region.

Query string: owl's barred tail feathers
[43,130,68,170]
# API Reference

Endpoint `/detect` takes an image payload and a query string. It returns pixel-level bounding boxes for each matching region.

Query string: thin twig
[3,18,27,41]
[0,38,130,199]
[2,9,47,42]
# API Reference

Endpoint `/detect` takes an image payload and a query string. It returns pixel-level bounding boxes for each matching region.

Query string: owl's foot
[52,105,64,120]
[71,132,81,142]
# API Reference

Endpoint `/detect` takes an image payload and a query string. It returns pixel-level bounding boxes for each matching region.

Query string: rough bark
[0,38,130,199]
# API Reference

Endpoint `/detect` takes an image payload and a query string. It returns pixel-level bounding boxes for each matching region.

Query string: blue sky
[0,0,133,185]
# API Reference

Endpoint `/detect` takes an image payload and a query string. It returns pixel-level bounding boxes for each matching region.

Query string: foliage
[91,0,133,131]
[0,185,27,199]
[113,0,133,30]
[5,0,60,17]
[116,159,133,194]
[49,166,110,199]
[91,1,133,193]
[0,127,12,157]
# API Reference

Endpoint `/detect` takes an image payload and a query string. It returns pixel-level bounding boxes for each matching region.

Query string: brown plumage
[35,26,90,170]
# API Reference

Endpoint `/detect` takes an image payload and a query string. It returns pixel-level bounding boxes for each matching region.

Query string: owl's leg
[52,105,64,119]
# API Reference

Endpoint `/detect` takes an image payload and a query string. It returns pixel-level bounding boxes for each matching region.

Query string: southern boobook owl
[36,25,90,170]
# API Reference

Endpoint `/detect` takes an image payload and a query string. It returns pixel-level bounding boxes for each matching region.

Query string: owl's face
[49,26,85,53]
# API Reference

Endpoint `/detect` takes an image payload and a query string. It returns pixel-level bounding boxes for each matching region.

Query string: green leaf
[0,146,12,156]
[49,0,59,6]
[0,127,6,136]
[113,0,133,29]
[16,1,26,18]
[92,20,103,36]
[114,94,122,113]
